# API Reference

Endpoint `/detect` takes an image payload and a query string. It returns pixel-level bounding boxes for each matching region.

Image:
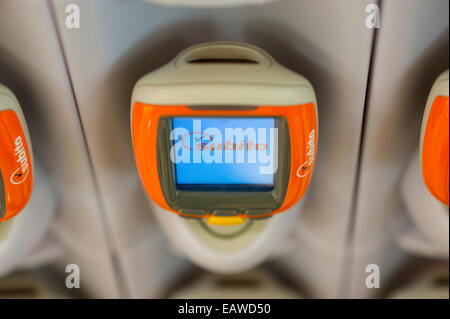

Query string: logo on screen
[179,132,214,151]
[170,119,277,175]
[179,131,269,152]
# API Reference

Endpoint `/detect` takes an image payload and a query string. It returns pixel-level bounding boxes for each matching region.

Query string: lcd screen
[170,117,278,191]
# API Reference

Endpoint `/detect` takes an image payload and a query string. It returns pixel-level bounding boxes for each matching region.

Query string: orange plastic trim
[131,103,318,217]
[422,96,449,205]
[0,110,33,221]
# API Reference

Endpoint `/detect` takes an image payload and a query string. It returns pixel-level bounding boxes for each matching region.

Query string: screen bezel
[156,115,291,214]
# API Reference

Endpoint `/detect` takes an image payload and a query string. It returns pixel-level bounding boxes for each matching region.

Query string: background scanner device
[131,42,318,273]
[400,70,449,258]
[419,70,449,207]
[0,84,33,222]
[0,84,54,278]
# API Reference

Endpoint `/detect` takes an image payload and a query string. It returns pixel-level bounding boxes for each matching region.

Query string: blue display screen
[170,117,278,191]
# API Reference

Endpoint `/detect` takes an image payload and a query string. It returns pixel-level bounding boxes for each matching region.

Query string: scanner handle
[175,42,273,68]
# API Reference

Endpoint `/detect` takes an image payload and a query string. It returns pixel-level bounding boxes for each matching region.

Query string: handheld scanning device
[131,42,317,272]
[0,84,33,222]
[132,42,317,225]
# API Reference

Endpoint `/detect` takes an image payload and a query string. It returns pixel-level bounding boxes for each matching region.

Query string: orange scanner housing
[0,110,33,222]
[421,96,449,205]
[132,102,318,218]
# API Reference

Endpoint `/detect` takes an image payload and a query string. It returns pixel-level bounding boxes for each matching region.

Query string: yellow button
[206,216,246,226]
